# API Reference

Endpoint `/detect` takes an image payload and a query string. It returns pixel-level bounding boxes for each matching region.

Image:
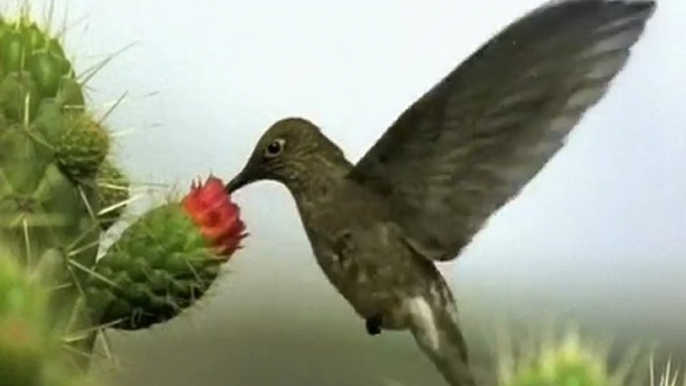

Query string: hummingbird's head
[225,117,346,193]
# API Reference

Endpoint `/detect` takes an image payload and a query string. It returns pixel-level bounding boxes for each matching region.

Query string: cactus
[0,9,247,386]
[498,333,613,386]
[497,330,685,386]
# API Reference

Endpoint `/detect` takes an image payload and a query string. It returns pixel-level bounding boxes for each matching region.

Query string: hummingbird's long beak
[225,170,250,194]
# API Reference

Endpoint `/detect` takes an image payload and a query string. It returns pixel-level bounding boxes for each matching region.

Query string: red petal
[181,175,247,257]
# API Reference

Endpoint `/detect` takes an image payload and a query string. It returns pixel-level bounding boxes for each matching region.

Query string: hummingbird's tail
[407,293,476,386]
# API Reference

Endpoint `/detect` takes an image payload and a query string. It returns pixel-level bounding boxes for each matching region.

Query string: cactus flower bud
[86,175,247,330]
[182,176,247,258]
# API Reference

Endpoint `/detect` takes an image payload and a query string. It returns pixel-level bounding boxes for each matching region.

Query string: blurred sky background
[14,0,686,385]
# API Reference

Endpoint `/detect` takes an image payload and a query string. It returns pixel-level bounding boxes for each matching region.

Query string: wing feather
[349,0,656,261]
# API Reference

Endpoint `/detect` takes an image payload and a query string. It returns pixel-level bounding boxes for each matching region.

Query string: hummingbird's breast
[293,177,439,328]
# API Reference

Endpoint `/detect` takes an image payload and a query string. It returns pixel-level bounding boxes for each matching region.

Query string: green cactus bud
[501,334,613,386]
[55,114,109,179]
[86,204,225,329]
[86,177,246,330]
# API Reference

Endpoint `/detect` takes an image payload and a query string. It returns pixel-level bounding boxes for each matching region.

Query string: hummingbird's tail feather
[407,296,476,386]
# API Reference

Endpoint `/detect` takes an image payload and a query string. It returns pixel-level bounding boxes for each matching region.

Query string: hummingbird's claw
[366,315,382,336]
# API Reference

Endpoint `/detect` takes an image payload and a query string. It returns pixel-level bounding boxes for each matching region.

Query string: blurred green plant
[495,329,684,386]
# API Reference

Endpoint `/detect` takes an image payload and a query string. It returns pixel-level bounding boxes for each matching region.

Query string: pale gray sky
[19,0,686,385]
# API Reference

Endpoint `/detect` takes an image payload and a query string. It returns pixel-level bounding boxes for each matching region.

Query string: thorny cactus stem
[0,9,113,369]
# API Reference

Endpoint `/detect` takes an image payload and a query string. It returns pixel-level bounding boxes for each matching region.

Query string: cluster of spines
[496,329,685,386]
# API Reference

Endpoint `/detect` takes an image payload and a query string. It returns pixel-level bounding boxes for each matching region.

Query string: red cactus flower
[182,175,247,258]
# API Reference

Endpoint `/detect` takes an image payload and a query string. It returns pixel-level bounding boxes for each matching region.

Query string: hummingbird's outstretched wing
[348,0,655,262]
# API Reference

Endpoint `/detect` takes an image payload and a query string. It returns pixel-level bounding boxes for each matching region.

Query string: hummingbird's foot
[366,315,382,336]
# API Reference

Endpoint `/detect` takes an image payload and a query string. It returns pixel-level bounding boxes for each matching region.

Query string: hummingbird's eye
[264,138,285,158]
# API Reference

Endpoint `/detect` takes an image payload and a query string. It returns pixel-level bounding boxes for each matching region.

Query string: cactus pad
[55,114,110,179]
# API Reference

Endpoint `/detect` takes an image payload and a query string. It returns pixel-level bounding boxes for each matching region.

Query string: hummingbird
[225,1,655,385]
